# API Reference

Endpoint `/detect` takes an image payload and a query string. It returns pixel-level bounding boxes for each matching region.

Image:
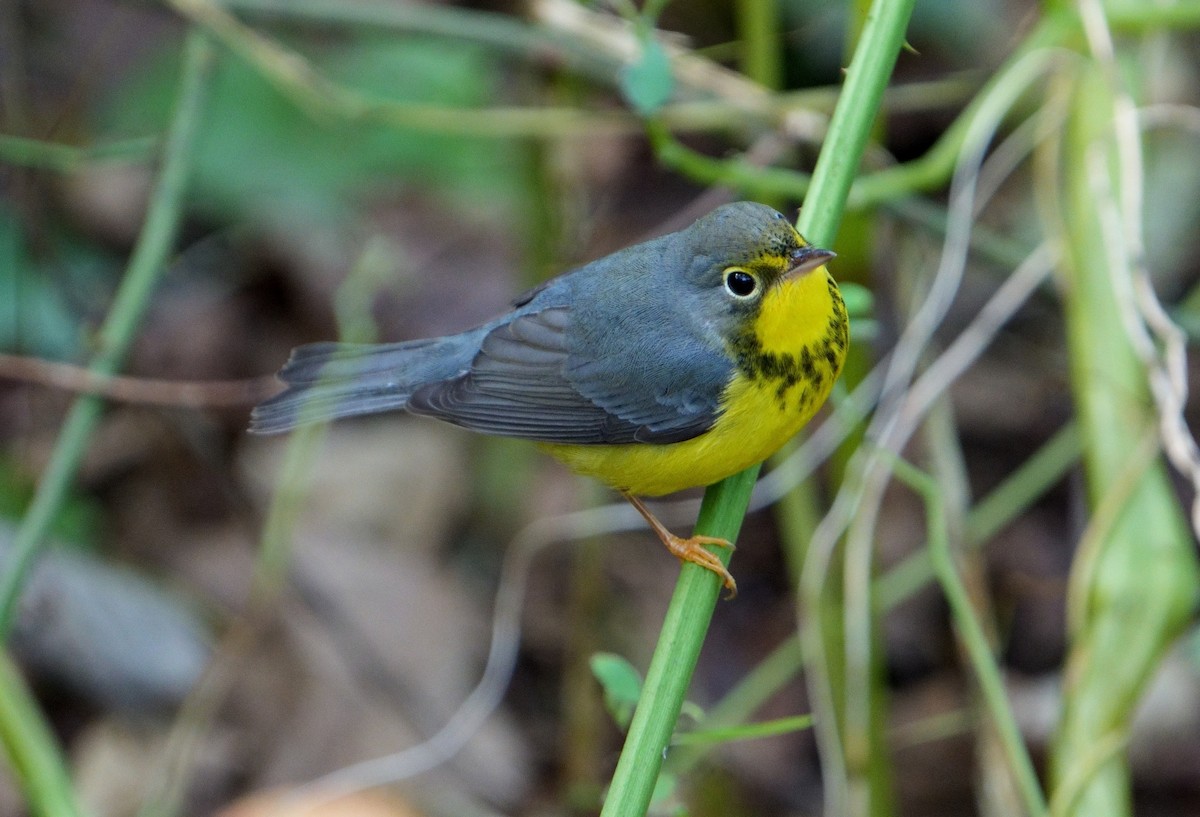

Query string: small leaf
[620,36,674,116]
[590,652,643,730]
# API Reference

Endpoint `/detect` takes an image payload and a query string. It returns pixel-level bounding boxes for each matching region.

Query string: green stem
[135,240,387,817]
[178,0,794,138]
[0,650,84,817]
[668,635,803,774]
[792,0,917,244]
[600,1,916,814]
[736,0,783,90]
[0,31,214,638]
[674,420,1083,777]
[649,394,1090,804]
[889,457,1049,817]
[599,469,756,816]
[651,12,1078,210]
[1106,2,1200,30]
[647,124,813,199]
[0,134,157,171]
[874,422,1082,610]
[847,9,1077,209]
[671,714,813,746]
[1046,48,1199,816]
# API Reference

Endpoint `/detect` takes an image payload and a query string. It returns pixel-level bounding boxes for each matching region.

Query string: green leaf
[620,36,674,116]
[590,652,643,730]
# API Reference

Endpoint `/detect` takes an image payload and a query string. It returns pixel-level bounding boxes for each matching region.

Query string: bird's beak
[784,245,836,279]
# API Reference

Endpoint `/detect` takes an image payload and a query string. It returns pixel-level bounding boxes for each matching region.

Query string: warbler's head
[678,201,834,326]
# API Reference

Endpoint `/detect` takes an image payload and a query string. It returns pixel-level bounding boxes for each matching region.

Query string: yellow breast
[542,267,848,496]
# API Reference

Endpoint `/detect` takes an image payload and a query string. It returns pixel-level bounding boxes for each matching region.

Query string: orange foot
[622,492,738,599]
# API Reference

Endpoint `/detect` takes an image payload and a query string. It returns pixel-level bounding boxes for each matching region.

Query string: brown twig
[0,353,279,408]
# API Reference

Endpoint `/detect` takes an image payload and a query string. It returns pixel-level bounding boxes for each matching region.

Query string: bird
[250,202,849,596]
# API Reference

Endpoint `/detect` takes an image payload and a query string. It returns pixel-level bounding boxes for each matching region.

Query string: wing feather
[407,306,725,444]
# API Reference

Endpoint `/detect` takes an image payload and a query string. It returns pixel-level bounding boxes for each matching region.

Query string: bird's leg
[621,491,738,599]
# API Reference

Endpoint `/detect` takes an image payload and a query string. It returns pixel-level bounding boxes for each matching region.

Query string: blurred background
[1,0,1199,816]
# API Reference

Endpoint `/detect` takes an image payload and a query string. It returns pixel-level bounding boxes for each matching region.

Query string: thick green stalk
[1047,53,1199,817]
[599,1,916,814]
[0,31,214,638]
[0,650,83,817]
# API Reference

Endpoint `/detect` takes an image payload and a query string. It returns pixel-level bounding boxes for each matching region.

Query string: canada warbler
[251,202,849,595]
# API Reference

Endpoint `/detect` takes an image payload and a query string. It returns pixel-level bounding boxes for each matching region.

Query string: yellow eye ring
[723,267,760,298]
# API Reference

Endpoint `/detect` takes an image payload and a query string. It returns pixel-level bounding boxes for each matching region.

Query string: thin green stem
[673,420,1083,777]
[0,31,214,639]
[136,240,387,817]
[647,122,813,199]
[671,714,813,746]
[252,425,326,597]
[847,9,1077,209]
[874,422,1082,610]
[671,412,1075,779]
[175,0,793,138]
[600,1,916,813]
[0,134,157,171]
[888,456,1049,817]
[667,636,804,773]
[736,0,783,90]
[0,650,84,817]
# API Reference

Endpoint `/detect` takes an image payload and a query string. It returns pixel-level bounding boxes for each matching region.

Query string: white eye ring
[723,268,760,298]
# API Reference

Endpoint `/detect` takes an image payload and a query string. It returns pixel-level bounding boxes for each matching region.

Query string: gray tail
[249,340,445,434]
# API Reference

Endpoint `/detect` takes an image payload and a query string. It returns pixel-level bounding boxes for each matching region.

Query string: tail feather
[249,339,456,434]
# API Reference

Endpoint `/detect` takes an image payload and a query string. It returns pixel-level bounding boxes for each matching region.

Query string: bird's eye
[723,268,759,298]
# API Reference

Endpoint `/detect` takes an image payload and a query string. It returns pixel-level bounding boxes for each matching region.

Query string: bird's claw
[662,533,738,599]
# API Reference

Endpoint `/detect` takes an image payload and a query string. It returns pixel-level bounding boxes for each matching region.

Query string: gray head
[672,202,835,327]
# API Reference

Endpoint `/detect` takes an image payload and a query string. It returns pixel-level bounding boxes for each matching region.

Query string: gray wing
[407,306,730,445]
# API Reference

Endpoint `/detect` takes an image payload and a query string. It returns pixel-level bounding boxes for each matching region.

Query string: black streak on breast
[728,275,850,414]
